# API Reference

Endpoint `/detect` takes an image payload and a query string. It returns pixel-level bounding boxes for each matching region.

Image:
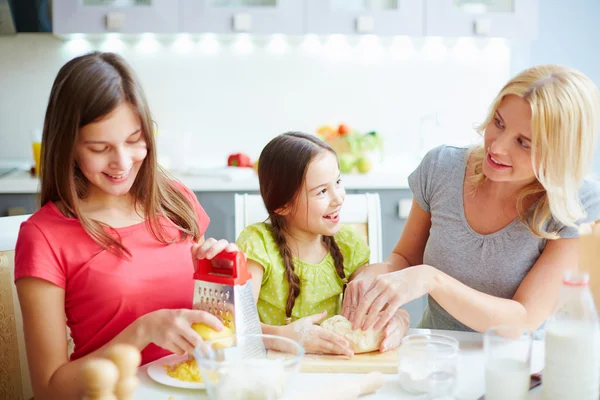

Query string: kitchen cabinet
[52,0,537,39]
[52,0,179,35]
[305,0,424,36]
[0,194,38,217]
[180,0,304,35]
[425,0,538,39]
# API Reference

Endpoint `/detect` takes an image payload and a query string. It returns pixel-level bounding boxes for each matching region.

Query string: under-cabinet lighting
[64,36,92,56]
[324,34,351,60]
[99,33,125,53]
[198,33,220,54]
[233,33,254,54]
[389,36,414,61]
[356,34,383,62]
[483,37,509,61]
[422,36,447,61]
[300,34,321,54]
[136,33,161,53]
[172,34,194,53]
[452,37,479,62]
[267,34,289,54]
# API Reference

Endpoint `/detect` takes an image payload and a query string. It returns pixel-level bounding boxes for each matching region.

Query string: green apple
[338,153,356,173]
[357,157,373,173]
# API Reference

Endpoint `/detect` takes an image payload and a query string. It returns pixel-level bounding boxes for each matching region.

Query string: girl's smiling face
[75,102,148,199]
[284,151,346,237]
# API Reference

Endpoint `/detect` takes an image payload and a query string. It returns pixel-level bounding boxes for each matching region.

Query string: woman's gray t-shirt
[408,145,600,332]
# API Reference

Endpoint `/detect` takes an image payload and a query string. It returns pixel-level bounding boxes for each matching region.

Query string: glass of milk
[398,334,459,396]
[484,325,532,400]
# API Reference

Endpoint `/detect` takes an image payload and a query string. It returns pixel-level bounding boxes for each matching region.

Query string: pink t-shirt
[14,185,210,365]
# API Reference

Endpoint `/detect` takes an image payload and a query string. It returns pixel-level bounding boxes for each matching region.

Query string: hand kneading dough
[321,315,384,353]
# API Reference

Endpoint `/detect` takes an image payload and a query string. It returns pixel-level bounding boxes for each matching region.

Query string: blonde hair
[41,52,201,256]
[468,65,600,239]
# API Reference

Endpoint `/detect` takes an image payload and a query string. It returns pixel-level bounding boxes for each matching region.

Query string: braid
[323,235,346,283]
[271,217,301,318]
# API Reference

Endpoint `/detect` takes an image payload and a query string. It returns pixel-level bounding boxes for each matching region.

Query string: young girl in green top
[237,132,409,356]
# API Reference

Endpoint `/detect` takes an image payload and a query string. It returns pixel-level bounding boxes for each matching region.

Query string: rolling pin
[286,371,386,400]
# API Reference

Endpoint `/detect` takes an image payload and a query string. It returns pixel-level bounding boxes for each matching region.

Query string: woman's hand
[353,265,437,331]
[191,237,239,265]
[279,311,354,357]
[140,309,224,355]
[341,266,380,324]
[379,308,410,352]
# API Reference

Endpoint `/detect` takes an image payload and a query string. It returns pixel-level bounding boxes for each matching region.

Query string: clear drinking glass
[30,129,42,177]
[484,325,532,400]
[397,334,459,397]
[194,334,304,400]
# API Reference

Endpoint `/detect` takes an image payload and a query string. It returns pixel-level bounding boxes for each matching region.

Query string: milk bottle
[543,270,600,400]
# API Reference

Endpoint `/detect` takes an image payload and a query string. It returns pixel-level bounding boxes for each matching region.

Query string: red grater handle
[194,250,252,286]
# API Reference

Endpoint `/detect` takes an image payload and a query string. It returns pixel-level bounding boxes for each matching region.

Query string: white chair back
[234,193,383,263]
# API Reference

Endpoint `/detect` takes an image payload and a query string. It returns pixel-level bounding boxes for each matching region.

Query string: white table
[134,329,544,400]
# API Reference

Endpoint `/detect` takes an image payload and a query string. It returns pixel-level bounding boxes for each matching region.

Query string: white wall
[0,33,510,171]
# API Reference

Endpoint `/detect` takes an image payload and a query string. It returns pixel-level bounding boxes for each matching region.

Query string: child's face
[482,94,537,185]
[75,102,148,199]
[286,151,345,237]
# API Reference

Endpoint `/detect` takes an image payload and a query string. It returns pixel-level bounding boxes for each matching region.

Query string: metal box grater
[193,251,264,357]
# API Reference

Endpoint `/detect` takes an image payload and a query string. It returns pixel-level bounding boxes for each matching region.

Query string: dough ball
[321,315,384,354]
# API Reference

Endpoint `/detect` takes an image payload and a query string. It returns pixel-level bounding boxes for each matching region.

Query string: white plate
[147,354,206,390]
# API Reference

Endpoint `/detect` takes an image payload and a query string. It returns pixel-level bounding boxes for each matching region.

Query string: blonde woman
[343,65,600,334]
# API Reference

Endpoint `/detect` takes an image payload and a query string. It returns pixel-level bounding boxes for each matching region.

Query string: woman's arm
[353,199,572,333]
[428,237,574,332]
[17,278,149,400]
[343,199,430,323]
[352,199,432,280]
[355,230,574,333]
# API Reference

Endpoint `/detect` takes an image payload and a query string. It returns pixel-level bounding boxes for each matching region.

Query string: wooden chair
[0,214,34,400]
[0,214,75,400]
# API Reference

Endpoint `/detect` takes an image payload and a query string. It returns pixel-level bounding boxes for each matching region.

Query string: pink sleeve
[14,220,66,289]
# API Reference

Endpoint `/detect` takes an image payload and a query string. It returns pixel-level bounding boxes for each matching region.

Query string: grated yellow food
[165,359,202,383]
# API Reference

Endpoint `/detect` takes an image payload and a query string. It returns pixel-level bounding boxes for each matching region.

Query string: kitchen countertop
[0,168,411,194]
[133,328,545,400]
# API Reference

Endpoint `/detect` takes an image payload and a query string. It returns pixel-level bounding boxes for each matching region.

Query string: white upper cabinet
[425,0,538,39]
[52,0,538,38]
[180,0,304,34]
[52,0,179,35]
[305,0,424,36]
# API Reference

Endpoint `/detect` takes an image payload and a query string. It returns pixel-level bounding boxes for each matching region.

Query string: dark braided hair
[258,132,346,318]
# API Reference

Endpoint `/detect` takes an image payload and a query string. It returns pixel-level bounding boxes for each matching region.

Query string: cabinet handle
[233,13,253,32]
[356,15,375,34]
[106,11,126,31]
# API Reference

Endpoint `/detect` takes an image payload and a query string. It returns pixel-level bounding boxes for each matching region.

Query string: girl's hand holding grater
[191,237,239,267]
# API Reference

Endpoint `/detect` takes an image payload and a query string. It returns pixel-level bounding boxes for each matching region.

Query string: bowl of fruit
[316,124,383,174]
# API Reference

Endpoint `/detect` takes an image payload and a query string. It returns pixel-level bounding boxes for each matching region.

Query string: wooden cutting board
[300,350,399,374]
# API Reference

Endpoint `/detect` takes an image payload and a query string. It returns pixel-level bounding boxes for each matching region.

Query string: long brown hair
[258,132,345,318]
[40,51,200,256]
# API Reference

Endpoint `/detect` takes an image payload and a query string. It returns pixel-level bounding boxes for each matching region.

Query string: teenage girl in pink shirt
[14,52,236,399]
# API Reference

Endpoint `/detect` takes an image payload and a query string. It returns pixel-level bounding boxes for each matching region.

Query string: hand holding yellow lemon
[166,323,234,382]
[191,323,234,349]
